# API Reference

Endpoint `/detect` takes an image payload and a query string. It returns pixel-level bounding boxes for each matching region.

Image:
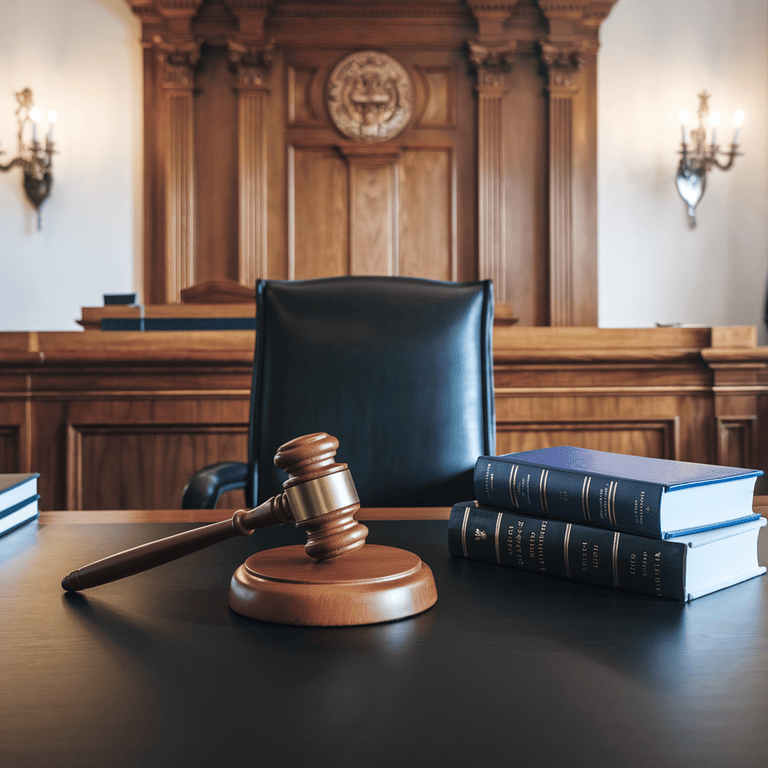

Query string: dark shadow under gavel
[61,432,437,626]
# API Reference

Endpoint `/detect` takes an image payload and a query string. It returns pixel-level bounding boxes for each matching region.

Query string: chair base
[228,544,438,626]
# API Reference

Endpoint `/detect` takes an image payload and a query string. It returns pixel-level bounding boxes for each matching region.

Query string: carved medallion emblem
[327,50,414,142]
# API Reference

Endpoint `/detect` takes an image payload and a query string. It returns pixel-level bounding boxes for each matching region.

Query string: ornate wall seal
[327,50,414,142]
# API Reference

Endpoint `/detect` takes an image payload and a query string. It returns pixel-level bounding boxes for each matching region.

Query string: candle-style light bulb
[678,108,689,144]
[47,109,57,142]
[29,106,41,143]
[733,109,744,143]
[709,110,721,145]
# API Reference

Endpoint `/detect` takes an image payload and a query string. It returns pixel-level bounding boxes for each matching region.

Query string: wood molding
[156,38,200,302]
[495,417,681,460]
[67,421,248,511]
[236,89,269,287]
[229,39,274,287]
[541,41,587,326]
[716,416,757,468]
[4,325,768,507]
[126,2,621,320]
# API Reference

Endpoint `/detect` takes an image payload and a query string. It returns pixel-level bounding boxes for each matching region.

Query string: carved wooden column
[541,41,586,326]
[467,2,517,305]
[228,40,274,288]
[156,39,200,303]
[469,39,516,303]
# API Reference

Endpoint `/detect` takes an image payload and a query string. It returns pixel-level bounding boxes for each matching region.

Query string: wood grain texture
[229,544,438,625]
[238,89,268,286]
[398,149,455,280]
[194,50,239,286]
[3,326,768,509]
[290,146,349,279]
[166,91,196,302]
[132,3,613,325]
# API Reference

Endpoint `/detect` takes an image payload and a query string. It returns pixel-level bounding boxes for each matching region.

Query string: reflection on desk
[1,511,767,768]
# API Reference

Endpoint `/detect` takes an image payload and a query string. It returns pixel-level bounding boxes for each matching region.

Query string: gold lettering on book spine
[582,476,591,521]
[540,469,549,514]
[509,464,519,507]
[461,507,471,558]
[612,532,621,587]
[608,481,618,526]
[494,513,502,563]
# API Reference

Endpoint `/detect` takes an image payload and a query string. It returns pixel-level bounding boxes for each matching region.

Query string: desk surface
[2,511,768,768]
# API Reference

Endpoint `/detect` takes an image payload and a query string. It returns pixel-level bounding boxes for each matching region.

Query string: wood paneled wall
[129,0,618,325]
[2,326,767,512]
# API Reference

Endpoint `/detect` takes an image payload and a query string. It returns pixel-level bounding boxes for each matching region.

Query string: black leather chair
[182,276,495,508]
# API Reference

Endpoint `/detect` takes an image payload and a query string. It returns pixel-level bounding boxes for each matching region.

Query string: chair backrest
[249,276,495,507]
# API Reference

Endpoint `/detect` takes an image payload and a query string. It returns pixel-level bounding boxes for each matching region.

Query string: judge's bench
[1,315,767,512]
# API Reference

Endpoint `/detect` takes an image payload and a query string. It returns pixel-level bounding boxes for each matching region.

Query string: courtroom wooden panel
[0,426,23,474]
[4,325,767,510]
[67,420,248,510]
[194,47,239,284]
[397,149,455,280]
[132,1,617,325]
[290,146,350,279]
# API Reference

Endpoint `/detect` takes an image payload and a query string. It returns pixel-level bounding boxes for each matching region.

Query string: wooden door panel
[0,427,21,474]
[349,162,397,275]
[67,423,248,510]
[290,147,349,279]
[398,149,454,280]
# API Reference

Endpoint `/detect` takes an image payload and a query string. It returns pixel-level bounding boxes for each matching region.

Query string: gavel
[61,433,368,592]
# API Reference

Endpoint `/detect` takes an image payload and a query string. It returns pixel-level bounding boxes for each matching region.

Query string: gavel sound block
[61,433,438,627]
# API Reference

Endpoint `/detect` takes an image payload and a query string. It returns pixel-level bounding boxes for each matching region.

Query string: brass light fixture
[676,91,743,228]
[0,88,57,230]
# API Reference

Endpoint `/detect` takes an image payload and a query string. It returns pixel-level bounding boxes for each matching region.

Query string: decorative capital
[540,41,586,92]
[468,39,517,91]
[154,37,201,88]
[227,38,275,88]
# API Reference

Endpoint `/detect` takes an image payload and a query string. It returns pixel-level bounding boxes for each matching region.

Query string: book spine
[474,457,665,537]
[448,503,687,601]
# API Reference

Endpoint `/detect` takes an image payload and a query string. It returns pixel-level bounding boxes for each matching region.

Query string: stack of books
[0,473,40,537]
[448,447,766,601]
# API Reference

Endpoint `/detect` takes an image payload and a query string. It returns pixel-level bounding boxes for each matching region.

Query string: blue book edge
[0,495,40,536]
[0,494,41,520]
[662,512,764,539]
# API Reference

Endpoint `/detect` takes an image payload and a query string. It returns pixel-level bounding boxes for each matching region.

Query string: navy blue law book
[0,473,40,537]
[448,501,766,602]
[474,447,762,539]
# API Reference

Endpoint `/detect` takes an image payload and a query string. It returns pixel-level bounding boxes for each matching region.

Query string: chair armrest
[181,461,249,509]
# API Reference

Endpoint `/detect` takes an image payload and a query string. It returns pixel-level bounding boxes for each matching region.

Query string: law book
[448,501,767,602]
[474,447,762,539]
[0,495,41,537]
[0,474,40,537]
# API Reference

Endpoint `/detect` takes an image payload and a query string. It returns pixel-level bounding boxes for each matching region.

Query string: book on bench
[474,446,762,539]
[448,501,766,602]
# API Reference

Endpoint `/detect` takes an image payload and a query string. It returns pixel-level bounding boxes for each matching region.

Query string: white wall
[0,0,141,331]
[598,0,768,342]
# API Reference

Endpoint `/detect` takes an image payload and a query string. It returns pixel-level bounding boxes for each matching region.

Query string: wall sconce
[676,91,742,228]
[0,88,57,230]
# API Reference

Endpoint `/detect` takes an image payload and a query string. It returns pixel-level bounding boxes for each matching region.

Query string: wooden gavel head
[272,432,368,561]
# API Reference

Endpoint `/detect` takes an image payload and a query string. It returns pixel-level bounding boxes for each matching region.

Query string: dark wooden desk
[2,511,768,768]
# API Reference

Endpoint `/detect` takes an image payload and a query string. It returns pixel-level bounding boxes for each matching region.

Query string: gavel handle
[61,498,289,592]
